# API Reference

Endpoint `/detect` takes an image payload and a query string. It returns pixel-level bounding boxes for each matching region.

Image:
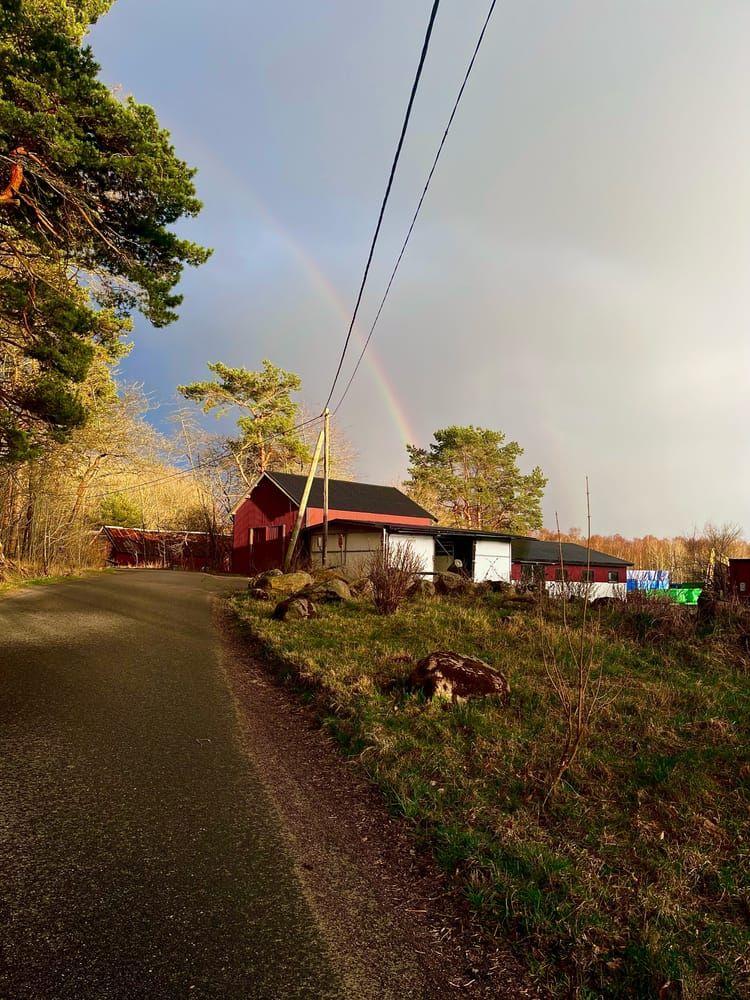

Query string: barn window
[256,527,267,543]
[555,567,569,582]
[581,569,594,583]
[608,570,619,583]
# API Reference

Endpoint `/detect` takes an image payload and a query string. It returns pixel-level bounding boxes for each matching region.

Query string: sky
[88,1,750,537]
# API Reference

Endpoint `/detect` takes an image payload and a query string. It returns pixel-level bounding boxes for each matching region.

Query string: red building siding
[232,480,434,574]
[511,563,626,583]
[232,479,298,574]
[729,559,750,600]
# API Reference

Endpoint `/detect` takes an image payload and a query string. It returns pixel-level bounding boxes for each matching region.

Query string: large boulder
[408,651,510,703]
[301,577,352,602]
[312,565,358,584]
[407,577,436,599]
[263,571,314,596]
[272,596,318,621]
[435,572,473,596]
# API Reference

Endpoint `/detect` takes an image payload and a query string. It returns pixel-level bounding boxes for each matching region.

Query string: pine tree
[178,361,311,488]
[0,0,210,459]
[404,425,547,532]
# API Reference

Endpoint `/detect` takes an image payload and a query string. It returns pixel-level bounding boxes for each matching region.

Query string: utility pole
[322,408,330,567]
[284,427,325,572]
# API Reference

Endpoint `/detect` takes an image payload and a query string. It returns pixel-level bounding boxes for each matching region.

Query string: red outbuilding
[728,558,750,600]
[231,471,435,575]
[101,526,231,572]
[510,537,629,589]
[231,472,629,597]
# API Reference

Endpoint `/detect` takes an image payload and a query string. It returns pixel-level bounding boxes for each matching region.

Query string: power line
[332,0,498,417]
[323,0,441,409]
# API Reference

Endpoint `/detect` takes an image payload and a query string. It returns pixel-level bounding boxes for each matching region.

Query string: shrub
[366,542,424,615]
[607,592,695,644]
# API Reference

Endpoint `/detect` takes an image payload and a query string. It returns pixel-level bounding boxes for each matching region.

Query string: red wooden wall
[510,563,626,583]
[729,560,750,600]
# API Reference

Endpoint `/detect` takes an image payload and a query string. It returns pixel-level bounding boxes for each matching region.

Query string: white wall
[309,529,384,574]
[389,533,435,575]
[473,540,512,582]
[545,581,627,601]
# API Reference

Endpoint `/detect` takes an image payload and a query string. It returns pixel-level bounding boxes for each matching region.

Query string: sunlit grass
[230,590,750,998]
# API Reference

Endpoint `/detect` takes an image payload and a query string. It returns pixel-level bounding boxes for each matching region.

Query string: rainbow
[189,146,416,446]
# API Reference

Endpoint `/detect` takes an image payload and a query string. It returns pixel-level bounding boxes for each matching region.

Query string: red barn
[101,526,231,572]
[231,471,436,575]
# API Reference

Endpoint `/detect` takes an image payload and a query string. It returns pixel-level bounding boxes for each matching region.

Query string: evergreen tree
[0,0,210,460]
[178,361,311,488]
[404,425,547,532]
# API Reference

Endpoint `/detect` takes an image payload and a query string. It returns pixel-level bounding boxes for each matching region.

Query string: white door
[389,534,435,575]
[473,540,511,582]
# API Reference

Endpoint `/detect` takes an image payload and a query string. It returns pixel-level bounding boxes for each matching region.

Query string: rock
[408,651,510,703]
[406,577,436,599]
[263,571,314,595]
[272,596,318,621]
[435,572,473,596]
[247,586,271,600]
[301,577,352,602]
[313,564,359,584]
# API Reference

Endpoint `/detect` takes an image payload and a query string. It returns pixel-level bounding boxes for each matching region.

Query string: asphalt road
[0,570,344,1000]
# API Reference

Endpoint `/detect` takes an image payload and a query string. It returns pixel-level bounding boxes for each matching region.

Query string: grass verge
[229,589,749,998]
[0,565,113,597]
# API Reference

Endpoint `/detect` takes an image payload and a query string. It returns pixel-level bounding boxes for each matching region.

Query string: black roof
[511,537,631,567]
[265,472,435,521]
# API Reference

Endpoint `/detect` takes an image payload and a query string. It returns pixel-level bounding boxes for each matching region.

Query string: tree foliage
[404,425,547,532]
[0,0,209,459]
[545,521,749,582]
[178,360,311,488]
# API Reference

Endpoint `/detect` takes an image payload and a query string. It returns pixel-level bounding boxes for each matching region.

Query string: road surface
[0,571,344,999]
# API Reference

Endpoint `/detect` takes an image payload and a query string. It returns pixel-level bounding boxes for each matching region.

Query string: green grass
[230,590,750,998]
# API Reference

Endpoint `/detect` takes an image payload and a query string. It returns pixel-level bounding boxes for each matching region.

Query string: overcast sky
[89,1,750,536]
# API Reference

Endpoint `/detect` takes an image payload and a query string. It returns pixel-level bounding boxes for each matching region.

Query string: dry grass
[230,589,750,999]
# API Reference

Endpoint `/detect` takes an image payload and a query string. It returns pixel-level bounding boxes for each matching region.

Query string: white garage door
[389,534,435,575]
[473,540,511,582]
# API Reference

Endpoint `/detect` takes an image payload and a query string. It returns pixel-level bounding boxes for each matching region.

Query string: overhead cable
[323,0,442,408]
[333,0,498,416]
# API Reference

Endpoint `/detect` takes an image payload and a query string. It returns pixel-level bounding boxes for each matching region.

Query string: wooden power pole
[284,427,325,572]
[322,408,330,567]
